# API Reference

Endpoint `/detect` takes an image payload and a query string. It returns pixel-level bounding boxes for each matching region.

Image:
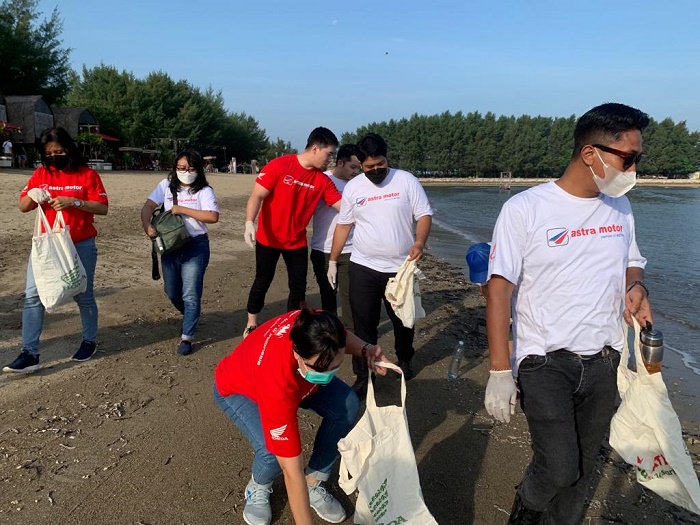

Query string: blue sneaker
[244,477,272,525]
[177,340,193,356]
[3,352,40,373]
[308,481,346,523]
[72,341,96,362]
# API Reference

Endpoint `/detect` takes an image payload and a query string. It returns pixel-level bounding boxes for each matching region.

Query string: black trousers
[309,250,353,332]
[349,261,415,379]
[246,242,308,314]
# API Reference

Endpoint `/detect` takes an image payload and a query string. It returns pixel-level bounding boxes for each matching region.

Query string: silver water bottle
[640,322,663,374]
[155,236,165,253]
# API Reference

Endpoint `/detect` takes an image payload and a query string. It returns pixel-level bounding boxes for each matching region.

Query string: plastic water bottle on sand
[447,341,465,380]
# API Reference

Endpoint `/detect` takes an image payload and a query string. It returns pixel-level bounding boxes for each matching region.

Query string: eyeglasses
[175,166,197,173]
[592,144,643,170]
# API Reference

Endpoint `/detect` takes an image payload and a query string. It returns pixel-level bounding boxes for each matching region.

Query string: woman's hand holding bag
[31,206,87,312]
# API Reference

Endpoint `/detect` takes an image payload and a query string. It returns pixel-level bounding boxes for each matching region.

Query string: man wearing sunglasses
[485,103,653,524]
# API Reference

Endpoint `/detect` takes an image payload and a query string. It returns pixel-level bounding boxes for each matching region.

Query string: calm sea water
[424,184,700,376]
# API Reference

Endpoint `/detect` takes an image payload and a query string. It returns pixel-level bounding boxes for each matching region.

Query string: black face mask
[365,167,389,185]
[46,154,71,171]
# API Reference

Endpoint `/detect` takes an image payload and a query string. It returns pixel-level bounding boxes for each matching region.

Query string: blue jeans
[22,236,99,355]
[161,234,210,340]
[516,348,621,525]
[213,377,360,485]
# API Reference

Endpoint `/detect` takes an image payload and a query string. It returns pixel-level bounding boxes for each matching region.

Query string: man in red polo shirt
[243,127,341,336]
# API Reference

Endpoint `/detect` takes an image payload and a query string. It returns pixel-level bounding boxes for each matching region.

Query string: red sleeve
[19,167,46,200]
[322,175,342,206]
[258,396,303,457]
[86,169,109,205]
[255,157,282,192]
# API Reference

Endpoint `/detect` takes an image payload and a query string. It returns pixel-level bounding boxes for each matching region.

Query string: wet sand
[0,169,697,524]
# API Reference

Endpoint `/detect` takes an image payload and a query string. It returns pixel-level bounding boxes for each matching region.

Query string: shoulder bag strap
[151,242,161,280]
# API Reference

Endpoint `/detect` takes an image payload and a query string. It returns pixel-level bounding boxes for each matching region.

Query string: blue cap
[466,243,491,285]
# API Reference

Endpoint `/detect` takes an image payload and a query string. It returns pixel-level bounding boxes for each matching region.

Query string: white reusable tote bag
[31,206,87,312]
[338,362,438,524]
[609,317,700,514]
[384,257,426,329]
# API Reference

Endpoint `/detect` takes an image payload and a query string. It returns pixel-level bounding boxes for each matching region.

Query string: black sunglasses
[592,144,643,170]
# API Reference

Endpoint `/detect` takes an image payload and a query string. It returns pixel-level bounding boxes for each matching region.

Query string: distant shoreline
[420,176,700,187]
[3,169,698,188]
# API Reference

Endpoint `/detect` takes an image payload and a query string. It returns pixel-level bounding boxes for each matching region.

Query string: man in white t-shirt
[485,103,653,524]
[3,138,13,167]
[329,133,432,395]
[310,144,361,329]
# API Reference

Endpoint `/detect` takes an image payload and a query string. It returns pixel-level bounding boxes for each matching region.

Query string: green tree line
[0,0,296,165]
[342,112,700,178]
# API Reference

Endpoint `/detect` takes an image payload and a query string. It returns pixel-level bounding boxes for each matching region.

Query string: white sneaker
[308,481,346,523]
[243,477,272,525]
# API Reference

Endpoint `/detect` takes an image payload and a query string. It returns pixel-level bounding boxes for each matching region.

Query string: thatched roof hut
[52,107,98,139]
[5,95,54,143]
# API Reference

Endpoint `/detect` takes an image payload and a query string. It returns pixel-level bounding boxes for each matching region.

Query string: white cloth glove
[327,260,338,289]
[244,221,256,249]
[27,188,51,203]
[484,369,518,423]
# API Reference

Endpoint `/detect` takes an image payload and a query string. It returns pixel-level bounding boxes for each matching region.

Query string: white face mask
[176,170,197,184]
[589,150,636,197]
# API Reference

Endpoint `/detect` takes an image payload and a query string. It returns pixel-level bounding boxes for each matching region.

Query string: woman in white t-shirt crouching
[140,150,220,355]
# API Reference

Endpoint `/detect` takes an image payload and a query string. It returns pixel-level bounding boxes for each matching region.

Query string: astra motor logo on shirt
[283,175,315,189]
[547,228,569,247]
[547,223,625,247]
[356,197,367,207]
[270,424,289,441]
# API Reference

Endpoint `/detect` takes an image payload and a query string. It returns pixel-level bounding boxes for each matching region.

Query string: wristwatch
[74,199,84,208]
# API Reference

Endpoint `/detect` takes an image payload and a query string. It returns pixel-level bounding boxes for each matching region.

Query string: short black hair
[305,127,339,150]
[39,127,86,169]
[573,103,650,158]
[336,144,359,163]
[290,308,346,371]
[169,149,210,194]
[356,133,388,162]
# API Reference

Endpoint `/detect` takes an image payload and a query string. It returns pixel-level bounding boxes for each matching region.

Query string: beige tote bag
[385,257,426,329]
[31,206,87,312]
[609,317,700,514]
[338,362,438,524]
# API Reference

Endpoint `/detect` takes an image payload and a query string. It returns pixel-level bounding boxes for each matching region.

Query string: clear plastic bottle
[447,340,465,380]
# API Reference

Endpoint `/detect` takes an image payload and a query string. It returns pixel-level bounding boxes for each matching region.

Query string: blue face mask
[297,361,339,385]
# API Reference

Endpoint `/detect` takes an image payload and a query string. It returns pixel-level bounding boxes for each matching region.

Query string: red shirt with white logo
[214,311,317,457]
[255,155,341,250]
[20,165,109,243]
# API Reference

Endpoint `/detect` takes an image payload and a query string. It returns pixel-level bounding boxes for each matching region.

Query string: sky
[36,0,700,151]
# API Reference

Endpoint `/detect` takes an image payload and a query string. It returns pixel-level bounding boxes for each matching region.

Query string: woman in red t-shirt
[3,127,109,374]
[214,308,390,525]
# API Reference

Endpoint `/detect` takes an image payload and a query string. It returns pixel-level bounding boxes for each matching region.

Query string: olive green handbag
[150,192,191,279]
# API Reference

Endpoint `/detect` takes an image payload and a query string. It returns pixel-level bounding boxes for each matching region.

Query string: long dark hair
[39,127,86,170]
[168,149,209,195]
[290,308,346,371]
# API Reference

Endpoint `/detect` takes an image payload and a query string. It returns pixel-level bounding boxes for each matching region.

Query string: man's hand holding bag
[609,317,700,515]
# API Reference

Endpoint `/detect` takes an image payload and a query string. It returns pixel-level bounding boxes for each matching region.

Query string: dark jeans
[349,261,415,379]
[310,250,353,331]
[247,242,308,314]
[516,348,620,525]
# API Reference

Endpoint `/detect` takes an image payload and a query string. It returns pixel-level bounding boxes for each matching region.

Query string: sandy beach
[0,169,698,525]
